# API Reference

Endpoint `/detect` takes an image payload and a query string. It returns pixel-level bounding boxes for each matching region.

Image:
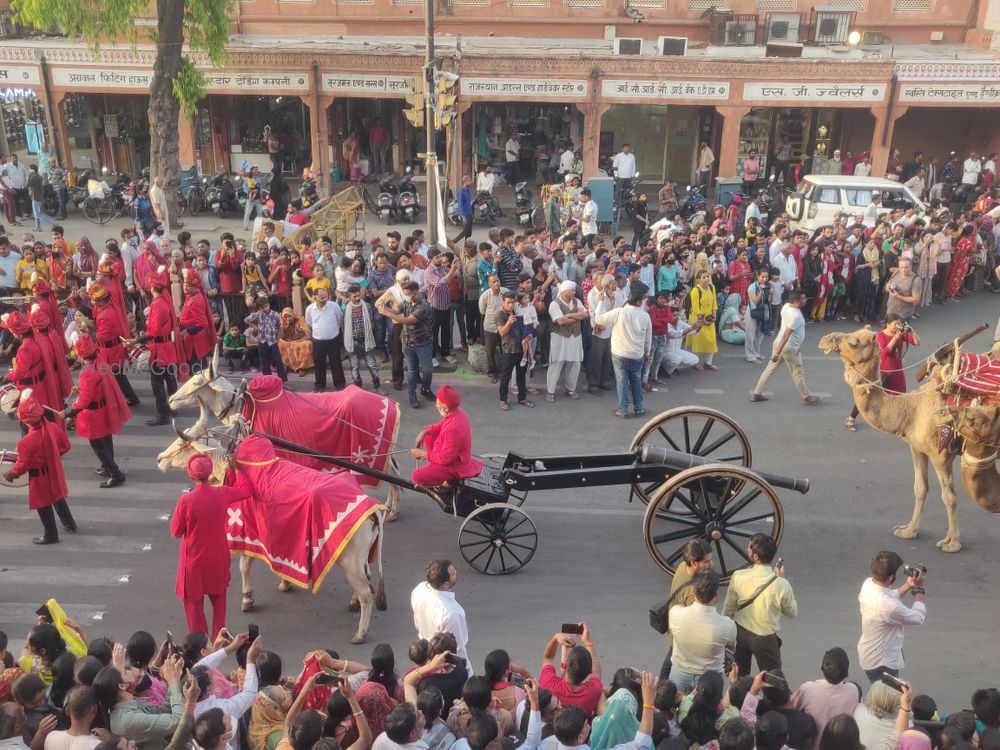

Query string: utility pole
[424,0,438,249]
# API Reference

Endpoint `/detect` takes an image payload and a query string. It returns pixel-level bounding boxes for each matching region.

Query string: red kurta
[170,483,250,599]
[416,408,483,481]
[33,321,73,400]
[72,359,132,439]
[180,291,217,362]
[10,420,70,509]
[7,336,61,413]
[95,302,129,370]
[146,294,179,366]
[876,329,914,395]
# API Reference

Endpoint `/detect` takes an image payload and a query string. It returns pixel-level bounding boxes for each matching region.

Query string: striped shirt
[425,265,451,311]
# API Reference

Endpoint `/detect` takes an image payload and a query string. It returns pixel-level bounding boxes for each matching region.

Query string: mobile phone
[314,671,341,686]
[248,623,259,642]
[880,674,906,692]
[35,604,52,622]
[444,653,465,667]
[724,648,735,665]
[762,673,789,691]
[561,623,584,635]
[509,673,526,688]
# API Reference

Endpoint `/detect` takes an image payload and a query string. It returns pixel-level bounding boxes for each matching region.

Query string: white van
[785,175,927,232]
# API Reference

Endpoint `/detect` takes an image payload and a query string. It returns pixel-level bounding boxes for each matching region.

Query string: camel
[156,432,387,644]
[819,328,963,552]
[954,405,1000,513]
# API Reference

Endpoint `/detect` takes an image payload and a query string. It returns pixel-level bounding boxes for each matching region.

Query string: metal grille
[338,0,374,5]
[689,0,716,9]
[449,0,488,6]
[757,0,795,10]
[567,0,605,7]
[630,0,665,7]
[830,0,863,8]
[893,0,932,11]
[510,0,549,6]
[394,0,424,5]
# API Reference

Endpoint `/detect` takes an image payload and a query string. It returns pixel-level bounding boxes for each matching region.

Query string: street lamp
[847,30,862,45]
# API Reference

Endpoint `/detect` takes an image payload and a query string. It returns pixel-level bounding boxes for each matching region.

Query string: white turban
[558,280,576,294]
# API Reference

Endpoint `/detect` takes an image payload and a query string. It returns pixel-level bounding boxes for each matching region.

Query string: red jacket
[422,408,483,479]
[180,291,217,362]
[11,420,70,509]
[146,294,179,366]
[72,359,131,440]
[8,336,61,413]
[34,321,73,399]
[214,249,244,294]
[95,302,128,370]
[170,483,251,599]
[648,303,675,336]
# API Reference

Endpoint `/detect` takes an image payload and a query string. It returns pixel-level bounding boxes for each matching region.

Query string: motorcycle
[473,190,501,225]
[69,168,95,207]
[299,174,318,208]
[514,181,534,226]
[396,168,420,224]
[375,175,399,222]
[205,172,239,218]
[678,184,706,221]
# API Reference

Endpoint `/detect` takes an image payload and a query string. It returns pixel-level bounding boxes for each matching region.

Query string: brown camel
[955,405,1000,513]
[819,328,962,552]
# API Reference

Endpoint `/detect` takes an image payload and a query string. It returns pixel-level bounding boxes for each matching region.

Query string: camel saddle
[940,352,1000,408]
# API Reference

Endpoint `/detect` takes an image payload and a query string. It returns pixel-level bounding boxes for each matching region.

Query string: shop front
[202,94,312,176]
[736,82,886,184]
[456,77,590,186]
[0,65,49,165]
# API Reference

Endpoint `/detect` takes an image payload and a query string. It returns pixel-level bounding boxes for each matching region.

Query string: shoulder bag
[649,580,694,634]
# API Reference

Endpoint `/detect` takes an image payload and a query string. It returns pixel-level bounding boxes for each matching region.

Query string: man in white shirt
[149,176,170,237]
[903,169,926,200]
[0,236,21,294]
[579,188,598,248]
[745,196,762,225]
[594,282,652,418]
[771,241,798,295]
[559,144,575,178]
[305,287,346,392]
[612,144,637,179]
[411,558,472,673]
[668,569,737,694]
[768,225,789,265]
[857,550,926,683]
[193,634,262,750]
[505,132,521,185]
[697,141,715,188]
[3,154,28,218]
[854,156,872,177]
[962,152,982,186]
[476,165,497,195]
[751,289,820,404]
[662,314,699,376]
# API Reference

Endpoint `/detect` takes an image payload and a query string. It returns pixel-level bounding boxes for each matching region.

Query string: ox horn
[172,397,211,443]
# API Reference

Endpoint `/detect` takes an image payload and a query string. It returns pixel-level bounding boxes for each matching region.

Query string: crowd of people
[0,545,992,750]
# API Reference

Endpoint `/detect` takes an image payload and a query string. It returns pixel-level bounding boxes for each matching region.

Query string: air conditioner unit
[860,30,883,44]
[765,12,801,41]
[811,8,853,44]
[657,35,688,55]
[725,20,757,44]
[613,37,643,54]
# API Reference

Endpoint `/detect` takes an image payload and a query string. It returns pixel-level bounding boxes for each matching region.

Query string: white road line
[0,602,106,628]
[693,388,725,395]
[0,566,132,587]
[0,507,167,524]
[0,533,153,551]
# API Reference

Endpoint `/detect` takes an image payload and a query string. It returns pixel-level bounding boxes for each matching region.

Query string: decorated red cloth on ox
[225,434,384,591]
[954,353,1000,399]
[241,375,400,485]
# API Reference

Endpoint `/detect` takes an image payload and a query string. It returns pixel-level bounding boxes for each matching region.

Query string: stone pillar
[716,105,752,180]
[316,96,333,196]
[50,92,73,170]
[870,105,907,178]
[582,102,611,179]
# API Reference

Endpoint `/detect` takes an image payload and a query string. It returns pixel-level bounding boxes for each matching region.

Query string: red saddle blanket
[954,353,1000,399]
[226,435,383,591]
[242,375,400,486]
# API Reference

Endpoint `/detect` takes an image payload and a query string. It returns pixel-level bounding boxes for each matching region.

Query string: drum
[127,343,151,373]
[0,449,26,486]
[0,382,20,416]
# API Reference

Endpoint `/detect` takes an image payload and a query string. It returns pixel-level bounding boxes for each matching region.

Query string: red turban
[28,306,51,330]
[437,384,461,409]
[17,390,44,424]
[3,310,31,335]
[182,269,203,290]
[75,335,99,359]
[187,454,214,481]
[31,278,53,295]
[149,266,170,290]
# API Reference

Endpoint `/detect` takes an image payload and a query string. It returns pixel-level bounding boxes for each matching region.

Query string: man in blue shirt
[452,175,473,243]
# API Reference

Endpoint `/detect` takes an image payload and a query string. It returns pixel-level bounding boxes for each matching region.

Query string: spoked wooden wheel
[458,503,537,575]
[629,407,751,505]
[642,464,783,582]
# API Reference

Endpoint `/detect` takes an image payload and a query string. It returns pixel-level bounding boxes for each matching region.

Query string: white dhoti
[662,348,698,374]
[546,333,583,394]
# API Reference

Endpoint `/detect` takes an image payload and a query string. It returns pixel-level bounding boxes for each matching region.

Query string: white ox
[156,421,387,644]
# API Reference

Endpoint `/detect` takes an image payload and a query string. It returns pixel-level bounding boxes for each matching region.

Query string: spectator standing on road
[369,118,390,175]
[658,539,714,679]
[722,533,797,675]
[791,647,861,738]
[594,281,652,418]
[4,153,28,217]
[149,177,170,238]
[304,287,345,393]
[496,290,532,411]
[545,280,586,403]
[46,157,68,220]
[386,281,435,408]
[668,569,736,693]
[426,250,459,366]
[28,164,54,232]
[505,133,521,186]
[453,176,474,244]
[411,559,472,674]
[245,297,287,382]
[750,289,821,405]
[243,166,263,232]
[579,190,599,250]
[478,275,506,385]
[857,550,926,683]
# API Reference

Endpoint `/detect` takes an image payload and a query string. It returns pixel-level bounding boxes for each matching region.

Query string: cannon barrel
[636,446,810,495]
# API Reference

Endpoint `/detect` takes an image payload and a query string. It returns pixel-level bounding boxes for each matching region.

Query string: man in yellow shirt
[722,532,797,676]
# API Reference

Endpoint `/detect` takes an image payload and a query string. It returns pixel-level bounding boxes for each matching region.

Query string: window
[567,0,604,7]
[510,0,549,6]
[815,187,841,204]
[757,0,795,10]
[893,0,932,10]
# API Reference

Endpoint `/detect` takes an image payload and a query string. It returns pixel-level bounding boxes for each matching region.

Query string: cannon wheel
[642,464,783,583]
[629,407,751,506]
[458,503,537,575]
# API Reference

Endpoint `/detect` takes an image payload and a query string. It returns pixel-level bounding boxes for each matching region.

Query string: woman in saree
[727,246,753,305]
[590,687,640,750]
[277,307,313,375]
[852,239,881,324]
[944,224,976,299]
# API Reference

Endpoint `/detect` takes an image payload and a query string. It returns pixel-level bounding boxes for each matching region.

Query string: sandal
[518,399,534,408]
[844,416,857,432]
[527,386,540,395]
[499,401,509,411]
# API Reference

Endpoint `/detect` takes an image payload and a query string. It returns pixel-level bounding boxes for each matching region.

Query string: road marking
[0,532,153,551]
[0,566,132,587]
[0,602,106,629]
[0,507,166,524]
[693,388,724,394]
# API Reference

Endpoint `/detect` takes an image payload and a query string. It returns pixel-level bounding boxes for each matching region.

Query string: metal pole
[424,0,438,248]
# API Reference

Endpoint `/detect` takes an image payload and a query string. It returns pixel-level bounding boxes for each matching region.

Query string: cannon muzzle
[636,445,810,495]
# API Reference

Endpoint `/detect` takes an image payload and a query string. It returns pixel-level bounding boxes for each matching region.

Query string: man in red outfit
[61,335,131,488]
[180,268,217,375]
[171,453,250,637]
[133,267,180,425]
[410,384,483,488]
[4,391,75,544]
[3,310,61,417]
[29,305,73,401]
[90,282,140,406]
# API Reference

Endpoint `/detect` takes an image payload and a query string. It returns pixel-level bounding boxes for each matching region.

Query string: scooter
[397,168,420,224]
[376,175,398,222]
[678,184,706,221]
[205,172,240,218]
[473,190,501,225]
[514,181,534,226]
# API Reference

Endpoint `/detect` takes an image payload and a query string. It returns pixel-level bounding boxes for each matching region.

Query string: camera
[903,563,927,578]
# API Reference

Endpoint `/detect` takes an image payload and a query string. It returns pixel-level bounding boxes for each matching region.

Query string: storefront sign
[461,78,588,99]
[743,82,885,102]
[0,66,41,86]
[601,79,729,99]
[52,68,153,89]
[204,72,309,92]
[322,75,413,94]
[898,83,1000,103]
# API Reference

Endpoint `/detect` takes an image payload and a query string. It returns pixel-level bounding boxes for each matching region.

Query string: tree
[13,0,233,203]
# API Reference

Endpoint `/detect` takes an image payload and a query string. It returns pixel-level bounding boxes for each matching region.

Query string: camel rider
[410,384,483,488]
